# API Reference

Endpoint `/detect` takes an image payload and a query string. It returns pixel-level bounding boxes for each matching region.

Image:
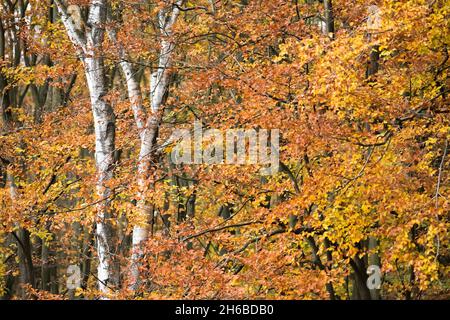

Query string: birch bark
[107,1,183,291]
[55,0,118,295]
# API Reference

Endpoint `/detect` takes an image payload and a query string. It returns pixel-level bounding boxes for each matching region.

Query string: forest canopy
[0,0,449,300]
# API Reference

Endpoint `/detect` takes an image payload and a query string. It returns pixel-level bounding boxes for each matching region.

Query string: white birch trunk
[85,56,117,295]
[129,118,159,291]
[126,2,182,292]
[55,0,118,296]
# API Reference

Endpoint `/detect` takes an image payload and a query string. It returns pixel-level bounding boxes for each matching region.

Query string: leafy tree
[0,0,448,300]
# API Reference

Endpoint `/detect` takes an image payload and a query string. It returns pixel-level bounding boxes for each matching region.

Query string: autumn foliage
[0,0,449,300]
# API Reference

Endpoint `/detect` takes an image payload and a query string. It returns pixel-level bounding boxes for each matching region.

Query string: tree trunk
[55,0,119,296]
[323,0,335,38]
[123,1,182,292]
[84,55,118,295]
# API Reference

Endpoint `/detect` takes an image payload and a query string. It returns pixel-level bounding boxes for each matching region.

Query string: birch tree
[54,0,118,295]
[107,0,184,292]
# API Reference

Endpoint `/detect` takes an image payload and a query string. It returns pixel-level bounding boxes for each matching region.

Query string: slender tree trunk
[7,173,35,297]
[55,0,119,296]
[323,0,335,38]
[41,241,51,291]
[81,228,94,290]
[84,55,118,294]
[350,256,372,300]
[130,124,159,291]
[114,1,183,292]
[16,228,34,297]
[366,43,381,300]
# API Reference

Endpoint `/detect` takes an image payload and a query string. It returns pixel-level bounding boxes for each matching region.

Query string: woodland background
[0,0,449,300]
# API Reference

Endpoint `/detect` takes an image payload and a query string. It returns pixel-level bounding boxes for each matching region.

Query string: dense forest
[0,0,448,300]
